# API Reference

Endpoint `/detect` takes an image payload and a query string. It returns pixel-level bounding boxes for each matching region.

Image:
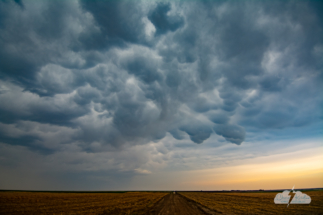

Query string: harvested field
[180,191,323,214]
[0,191,167,215]
[147,192,218,215]
[1,190,322,214]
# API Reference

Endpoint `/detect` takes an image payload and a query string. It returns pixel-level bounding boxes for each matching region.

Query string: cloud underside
[0,0,322,155]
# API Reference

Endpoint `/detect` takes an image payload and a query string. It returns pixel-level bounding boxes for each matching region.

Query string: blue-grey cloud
[79,0,148,47]
[0,0,322,156]
[213,124,245,145]
[148,2,184,36]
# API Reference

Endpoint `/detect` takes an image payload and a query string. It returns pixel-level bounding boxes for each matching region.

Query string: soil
[146,193,222,215]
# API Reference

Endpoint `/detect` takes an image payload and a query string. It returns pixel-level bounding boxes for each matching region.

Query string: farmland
[180,191,323,214]
[0,191,167,215]
[1,190,322,214]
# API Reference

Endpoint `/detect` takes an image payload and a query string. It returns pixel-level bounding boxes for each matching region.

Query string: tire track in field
[147,193,222,215]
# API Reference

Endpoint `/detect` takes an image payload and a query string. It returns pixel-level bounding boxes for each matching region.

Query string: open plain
[0,190,322,214]
[180,191,323,214]
[0,191,167,215]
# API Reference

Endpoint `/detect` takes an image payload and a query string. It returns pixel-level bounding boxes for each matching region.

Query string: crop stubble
[0,191,167,215]
[180,191,323,214]
[1,191,322,214]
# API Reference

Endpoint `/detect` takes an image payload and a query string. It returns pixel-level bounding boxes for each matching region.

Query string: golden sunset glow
[178,145,323,190]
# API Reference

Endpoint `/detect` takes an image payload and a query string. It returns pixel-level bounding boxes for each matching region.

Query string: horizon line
[1,187,322,193]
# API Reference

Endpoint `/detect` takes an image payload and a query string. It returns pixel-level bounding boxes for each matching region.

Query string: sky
[0,0,322,191]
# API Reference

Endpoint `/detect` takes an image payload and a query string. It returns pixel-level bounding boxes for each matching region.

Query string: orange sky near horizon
[181,145,323,190]
[132,142,323,190]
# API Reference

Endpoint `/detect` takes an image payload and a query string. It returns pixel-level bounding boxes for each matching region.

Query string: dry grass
[180,191,323,214]
[0,191,168,215]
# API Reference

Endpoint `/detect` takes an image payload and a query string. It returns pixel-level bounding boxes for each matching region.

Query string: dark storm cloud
[148,2,184,35]
[0,132,52,154]
[122,55,162,84]
[180,124,213,144]
[0,0,67,80]
[213,124,245,145]
[79,0,148,48]
[0,0,322,157]
[208,112,229,125]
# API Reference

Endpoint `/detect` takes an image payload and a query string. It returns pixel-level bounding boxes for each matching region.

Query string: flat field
[0,191,167,215]
[1,191,322,214]
[180,191,323,214]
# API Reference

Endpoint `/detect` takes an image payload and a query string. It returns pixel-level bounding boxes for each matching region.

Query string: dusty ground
[146,193,220,215]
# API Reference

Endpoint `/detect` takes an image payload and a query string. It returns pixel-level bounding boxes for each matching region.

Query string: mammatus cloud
[148,2,184,36]
[0,0,322,153]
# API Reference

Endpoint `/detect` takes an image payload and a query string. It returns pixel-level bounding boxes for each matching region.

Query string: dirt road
[147,193,220,215]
